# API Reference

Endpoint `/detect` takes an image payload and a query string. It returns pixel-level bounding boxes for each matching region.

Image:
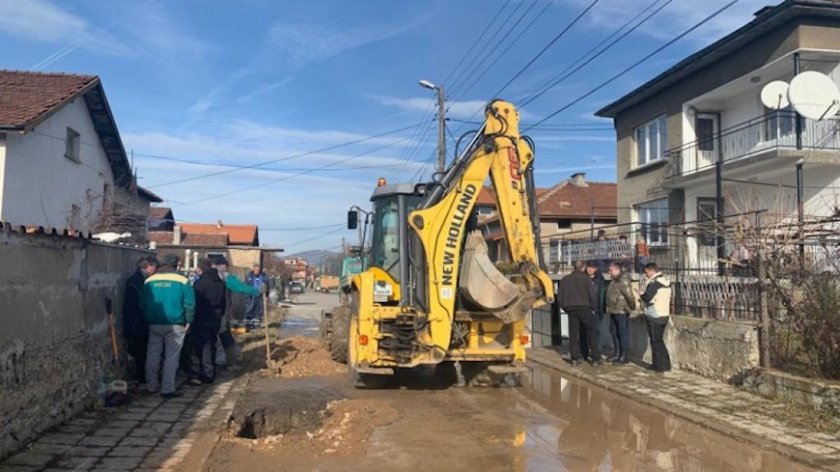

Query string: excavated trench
[227,382,341,439]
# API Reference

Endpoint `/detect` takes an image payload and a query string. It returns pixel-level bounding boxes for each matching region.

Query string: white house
[0,70,142,235]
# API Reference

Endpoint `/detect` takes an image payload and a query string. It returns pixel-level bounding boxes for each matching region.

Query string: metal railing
[666,111,840,178]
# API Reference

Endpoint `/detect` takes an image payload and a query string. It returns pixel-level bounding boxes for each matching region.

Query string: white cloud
[0,0,135,67]
[571,0,769,42]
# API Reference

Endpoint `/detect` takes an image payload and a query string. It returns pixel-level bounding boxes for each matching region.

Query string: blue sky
[1,0,771,252]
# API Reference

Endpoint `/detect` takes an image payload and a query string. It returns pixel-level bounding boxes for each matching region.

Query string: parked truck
[316,275,340,293]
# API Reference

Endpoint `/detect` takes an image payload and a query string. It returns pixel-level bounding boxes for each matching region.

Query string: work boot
[224,346,243,372]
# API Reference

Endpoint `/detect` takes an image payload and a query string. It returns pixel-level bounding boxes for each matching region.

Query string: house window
[636,198,668,246]
[65,127,80,162]
[635,115,667,166]
[696,197,718,247]
[556,220,571,230]
[476,206,494,215]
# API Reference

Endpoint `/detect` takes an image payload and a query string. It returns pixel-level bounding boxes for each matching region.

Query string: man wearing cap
[141,254,195,397]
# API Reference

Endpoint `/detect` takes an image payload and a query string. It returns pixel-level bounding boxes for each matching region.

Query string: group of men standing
[557,259,672,373]
[122,255,267,397]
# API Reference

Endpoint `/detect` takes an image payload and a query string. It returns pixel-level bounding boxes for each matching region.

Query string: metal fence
[666,111,840,178]
[546,217,764,322]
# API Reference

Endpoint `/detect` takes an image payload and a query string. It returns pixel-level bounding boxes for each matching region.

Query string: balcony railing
[666,111,840,178]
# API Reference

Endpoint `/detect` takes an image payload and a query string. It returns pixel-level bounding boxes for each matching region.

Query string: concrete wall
[0,229,148,460]
[627,315,760,381]
[1,98,114,233]
[737,369,840,413]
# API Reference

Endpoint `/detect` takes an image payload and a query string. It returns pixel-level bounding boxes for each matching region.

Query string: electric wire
[519,0,672,107]
[526,0,740,130]
[171,135,413,207]
[452,0,550,99]
[147,122,420,188]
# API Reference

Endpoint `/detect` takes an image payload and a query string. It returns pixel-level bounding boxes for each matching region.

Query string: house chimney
[173,225,182,245]
[570,172,587,187]
[217,220,223,229]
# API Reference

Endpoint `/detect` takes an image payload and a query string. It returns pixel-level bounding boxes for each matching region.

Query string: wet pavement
[1,291,830,471]
[208,292,818,472]
[530,348,840,471]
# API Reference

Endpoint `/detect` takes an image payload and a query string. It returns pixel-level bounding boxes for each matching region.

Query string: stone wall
[627,315,760,381]
[736,369,840,413]
[0,228,148,460]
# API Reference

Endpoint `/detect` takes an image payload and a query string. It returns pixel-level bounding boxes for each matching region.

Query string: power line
[520,0,671,107]
[281,226,347,249]
[260,223,345,232]
[171,135,412,207]
[148,122,420,188]
[452,0,550,99]
[441,0,513,86]
[135,151,408,173]
[526,0,739,130]
[448,1,527,95]
[491,0,600,100]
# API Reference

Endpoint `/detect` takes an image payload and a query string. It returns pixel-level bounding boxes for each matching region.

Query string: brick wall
[0,228,149,460]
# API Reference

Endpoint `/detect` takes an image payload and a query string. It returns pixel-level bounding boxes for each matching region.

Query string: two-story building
[597,0,840,269]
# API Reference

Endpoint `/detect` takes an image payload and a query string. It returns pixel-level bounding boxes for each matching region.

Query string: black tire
[329,307,350,363]
[348,364,388,389]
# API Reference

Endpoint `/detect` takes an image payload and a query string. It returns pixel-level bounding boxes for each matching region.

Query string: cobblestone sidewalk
[529,347,840,472]
[0,376,246,472]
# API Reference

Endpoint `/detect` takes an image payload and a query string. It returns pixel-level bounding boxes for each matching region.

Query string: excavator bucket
[459,230,522,315]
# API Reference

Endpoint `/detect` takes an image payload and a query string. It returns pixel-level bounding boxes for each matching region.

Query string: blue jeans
[610,314,630,357]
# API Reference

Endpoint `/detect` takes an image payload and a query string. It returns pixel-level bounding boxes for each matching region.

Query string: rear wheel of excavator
[460,362,524,388]
[329,307,350,363]
[347,315,387,389]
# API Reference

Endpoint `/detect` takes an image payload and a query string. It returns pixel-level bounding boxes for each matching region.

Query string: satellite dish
[788,71,840,120]
[760,80,790,110]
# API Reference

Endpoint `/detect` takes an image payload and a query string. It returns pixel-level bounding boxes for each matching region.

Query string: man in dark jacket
[190,258,226,384]
[557,260,600,366]
[122,256,159,385]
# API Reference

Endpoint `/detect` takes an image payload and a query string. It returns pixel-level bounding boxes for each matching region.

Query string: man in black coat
[123,256,159,385]
[190,258,227,384]
[557,260,600,366]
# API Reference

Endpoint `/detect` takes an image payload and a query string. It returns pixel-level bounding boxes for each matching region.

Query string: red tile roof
[537,181,617,219]
[0,70,98,128]
[179,222,259,246]
[147,231,173,245]
[182,233,229,246]
[476,186,496,206]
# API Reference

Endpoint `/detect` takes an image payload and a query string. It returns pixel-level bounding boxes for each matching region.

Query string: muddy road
[207,292,811,472]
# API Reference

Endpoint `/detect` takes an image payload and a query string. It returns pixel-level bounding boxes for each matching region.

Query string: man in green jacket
[605,262,636,365]
[141,254,196,397]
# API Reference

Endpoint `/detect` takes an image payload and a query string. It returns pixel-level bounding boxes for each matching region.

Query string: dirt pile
[259,336,347,378]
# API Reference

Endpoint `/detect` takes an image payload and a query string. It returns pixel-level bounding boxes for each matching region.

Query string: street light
[419,79,446,173]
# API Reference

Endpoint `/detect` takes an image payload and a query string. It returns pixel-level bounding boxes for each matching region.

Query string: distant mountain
[287,249,342,268]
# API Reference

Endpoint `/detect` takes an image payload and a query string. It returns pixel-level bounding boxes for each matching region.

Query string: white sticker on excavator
[441,287,453,300]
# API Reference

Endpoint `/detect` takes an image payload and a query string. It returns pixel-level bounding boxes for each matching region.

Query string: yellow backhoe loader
[329,99,554,388]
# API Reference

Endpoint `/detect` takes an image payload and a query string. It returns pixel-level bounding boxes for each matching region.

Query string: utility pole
[436,85,446,174]
[419,79,446,173]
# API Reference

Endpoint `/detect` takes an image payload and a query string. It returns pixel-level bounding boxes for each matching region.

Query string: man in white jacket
[641,262,672,373]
